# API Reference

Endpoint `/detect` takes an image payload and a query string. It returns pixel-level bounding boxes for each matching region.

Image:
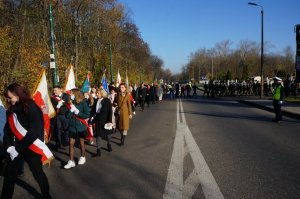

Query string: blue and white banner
[101,73,109,92]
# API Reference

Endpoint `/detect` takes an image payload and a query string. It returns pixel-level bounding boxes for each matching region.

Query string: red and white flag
[64,64,76,94]
[32,70,56,143]
[116,70,122,87]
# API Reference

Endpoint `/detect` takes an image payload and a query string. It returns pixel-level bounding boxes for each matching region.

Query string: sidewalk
[238,99,300,120]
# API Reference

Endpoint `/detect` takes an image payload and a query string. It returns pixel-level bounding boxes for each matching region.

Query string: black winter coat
[4,100,44,153]
[91,98,112,125]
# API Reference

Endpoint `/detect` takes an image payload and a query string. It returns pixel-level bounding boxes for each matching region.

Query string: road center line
[163,99,224,199]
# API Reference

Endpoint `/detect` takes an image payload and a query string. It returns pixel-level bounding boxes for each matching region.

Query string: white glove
[7,146,19,160]
[70,104,76,112]
[74,109,79,115]
[129,115,133,119]
[56,100,64,108]
[104,123,113,130]
[70,104,79,115]
[279,101,283,104]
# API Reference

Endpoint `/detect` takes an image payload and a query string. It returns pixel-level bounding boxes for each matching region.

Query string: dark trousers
[131,102,135,112]
[95,124,111,150]
[55,114,69,146]
[139,98,145,110]
[273,100,282,121]
[1,150,51,199]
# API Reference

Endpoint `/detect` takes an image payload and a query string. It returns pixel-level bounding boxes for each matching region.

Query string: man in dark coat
[51,85,70,148]
[138,83,147,112]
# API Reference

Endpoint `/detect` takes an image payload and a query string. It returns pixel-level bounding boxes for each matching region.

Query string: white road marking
[163,99,224,199]
[183,169,199,198]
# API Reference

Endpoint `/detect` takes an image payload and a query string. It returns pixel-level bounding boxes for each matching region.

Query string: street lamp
[248,2,264,99]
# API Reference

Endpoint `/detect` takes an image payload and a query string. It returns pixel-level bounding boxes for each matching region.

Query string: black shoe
[107,144,112,152]
[121,135,126,146]
[93,149,101,157]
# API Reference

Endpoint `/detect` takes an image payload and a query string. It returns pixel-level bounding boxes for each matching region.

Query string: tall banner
[81,72,91,93]
[32,70,56,143]
[116,71,122,87]
[64,64,76,93]
[0,98,6,143]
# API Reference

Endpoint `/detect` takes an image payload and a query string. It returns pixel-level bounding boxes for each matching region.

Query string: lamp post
[49,4,58,87]
[248,2,264,99]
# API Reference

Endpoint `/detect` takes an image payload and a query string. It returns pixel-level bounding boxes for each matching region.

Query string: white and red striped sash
[8,113,54,164]
[52,95,62,102]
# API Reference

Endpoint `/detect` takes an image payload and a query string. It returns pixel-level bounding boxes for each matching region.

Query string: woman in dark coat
[2,83,52,199]
[91,88,113,156]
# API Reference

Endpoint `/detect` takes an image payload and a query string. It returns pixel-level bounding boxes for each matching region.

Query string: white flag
[116,71,122,87]
[125,70,129,88]
[64,64,76,94]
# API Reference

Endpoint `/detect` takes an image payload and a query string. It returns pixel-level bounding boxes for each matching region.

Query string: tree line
[176,40,295,82]
[0,0,168,95]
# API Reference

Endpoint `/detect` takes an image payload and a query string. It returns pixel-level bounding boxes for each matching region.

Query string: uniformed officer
[272,77,284,122]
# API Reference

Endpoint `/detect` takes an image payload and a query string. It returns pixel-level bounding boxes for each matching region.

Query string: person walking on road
[64,88,90,169]
[91,88,113,156]
[272,77,284,123]
[2,83,52,199]
[116,83,132,146]
[138,83,146,112]
[51,85,70,149]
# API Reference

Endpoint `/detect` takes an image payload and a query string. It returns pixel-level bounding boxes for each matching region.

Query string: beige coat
[116,92,132,131]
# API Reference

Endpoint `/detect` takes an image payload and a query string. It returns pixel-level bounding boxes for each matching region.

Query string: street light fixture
[248,2,264,99]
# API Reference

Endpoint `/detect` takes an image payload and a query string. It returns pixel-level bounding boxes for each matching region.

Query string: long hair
[71,89,85,104]
[3,83,33,113]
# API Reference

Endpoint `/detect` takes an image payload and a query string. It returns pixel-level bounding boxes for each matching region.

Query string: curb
[238,100,300,121]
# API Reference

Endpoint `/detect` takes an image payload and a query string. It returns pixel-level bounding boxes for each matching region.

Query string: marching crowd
[0,81,164,199]
[0,76,286,198]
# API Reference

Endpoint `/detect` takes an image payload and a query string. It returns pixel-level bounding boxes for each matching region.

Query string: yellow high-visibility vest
[273,85,282,100]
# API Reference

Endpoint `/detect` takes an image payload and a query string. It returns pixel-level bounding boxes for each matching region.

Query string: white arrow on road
[163,99,224,199]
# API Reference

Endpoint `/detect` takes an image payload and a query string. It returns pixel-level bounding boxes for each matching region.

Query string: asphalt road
[1,96,300,199]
